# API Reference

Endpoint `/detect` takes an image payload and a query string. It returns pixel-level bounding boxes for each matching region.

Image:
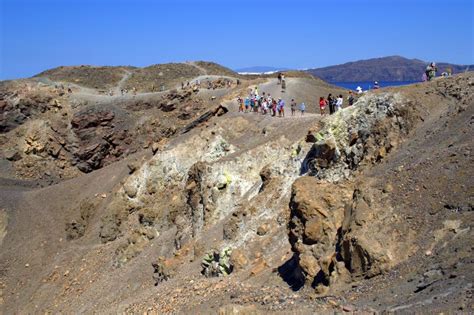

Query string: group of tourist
[319,91,356,115]
[182,78,240,91]
[236,87,357,117]
[237,89,289,117]
[235,61,451,117]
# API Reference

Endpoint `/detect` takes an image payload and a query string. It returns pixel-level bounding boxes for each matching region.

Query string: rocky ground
[0,64,472,314]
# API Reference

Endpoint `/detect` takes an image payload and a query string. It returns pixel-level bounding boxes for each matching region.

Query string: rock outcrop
[289,92,420,293]
[288,177,352,290]
[302,93,416,181]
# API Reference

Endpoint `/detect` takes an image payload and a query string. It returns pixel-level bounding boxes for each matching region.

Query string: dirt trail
[113,69,132,94]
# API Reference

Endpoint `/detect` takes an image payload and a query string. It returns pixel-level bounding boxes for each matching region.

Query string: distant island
[306,56,472,82]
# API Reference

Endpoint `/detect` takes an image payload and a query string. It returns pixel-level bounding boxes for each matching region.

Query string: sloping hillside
[307,56,472,82]
[35,65,136,90]
[193,61,239,77]
[0,69,472,314]
[123,63,203,92]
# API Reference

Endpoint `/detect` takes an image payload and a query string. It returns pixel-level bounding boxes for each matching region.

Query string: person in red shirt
[319,97,327,115]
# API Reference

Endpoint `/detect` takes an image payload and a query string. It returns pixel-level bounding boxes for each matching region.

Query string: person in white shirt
[336,95,343,111]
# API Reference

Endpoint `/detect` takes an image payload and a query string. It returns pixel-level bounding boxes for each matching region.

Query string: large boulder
[288,176,351,286]
[340,187,408,278]
[288,176,414,292]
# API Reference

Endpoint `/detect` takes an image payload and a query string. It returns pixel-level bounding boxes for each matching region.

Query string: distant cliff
[307,56,472,82]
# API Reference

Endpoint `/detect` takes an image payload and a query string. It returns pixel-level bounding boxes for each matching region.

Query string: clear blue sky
[1,0,473,80]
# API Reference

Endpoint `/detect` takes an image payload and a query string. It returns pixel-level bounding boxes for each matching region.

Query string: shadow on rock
[277,254,305,291]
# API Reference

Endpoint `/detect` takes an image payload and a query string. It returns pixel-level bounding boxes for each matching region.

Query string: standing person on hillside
[319,97,326,115]
[347,91,354,106]
[279,98,285,117]
[327,93,334,114]
[290,99,297,116]
[336,94,343,111]
[425,62,437,81]
[237,96,244,112]
[299,102,306,116]
[244,97,250,112]
[277,98,282,117]
[277,73,282,85]
[373,81,380,89]
[262,99,268,114]
[281,74,286,91]
[272,99,277,117]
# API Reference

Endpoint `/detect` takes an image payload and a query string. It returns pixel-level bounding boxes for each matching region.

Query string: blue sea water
[331,81,418,91]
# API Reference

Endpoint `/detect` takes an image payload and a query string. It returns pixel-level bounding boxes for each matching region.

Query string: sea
[331,81,418,91]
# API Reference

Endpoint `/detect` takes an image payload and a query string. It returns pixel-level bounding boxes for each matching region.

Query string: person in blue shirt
[299,102,305,116]
[244,98,250,112]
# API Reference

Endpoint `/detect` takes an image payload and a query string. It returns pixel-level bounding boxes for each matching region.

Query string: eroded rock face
[340,186,411,279]
[288,176,351,287]
[303,93,417,181]
[0,93,53,133]
[289,93,420,293]
[185,161,213,238]
[71,107,127,173]
[288,178,415,292]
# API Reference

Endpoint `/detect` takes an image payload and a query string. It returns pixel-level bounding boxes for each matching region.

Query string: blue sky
[1,0,473,79]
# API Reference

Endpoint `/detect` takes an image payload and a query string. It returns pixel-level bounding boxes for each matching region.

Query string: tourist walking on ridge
[328,93,334,114]
[299,102,305,116]
[271,99,277,116]
[237,96,244,112]
[425,62,437,81]
[281,74,286,91]
[278,98,285,117]
[373,81,380,89]
[347,91,354,106]
[319,97,326,115]
[277,73,282,85]
[262,99,268,114]
[336,95,343,111]
[290,99,297,116]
